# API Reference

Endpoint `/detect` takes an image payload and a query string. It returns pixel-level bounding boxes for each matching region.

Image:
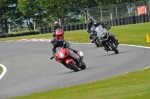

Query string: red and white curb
[5,38,51,42]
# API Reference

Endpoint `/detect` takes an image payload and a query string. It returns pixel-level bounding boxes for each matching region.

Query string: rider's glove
[53,34,55,37]
[106,26,111,30]
[63,42,67,48]
[87,30,92,33]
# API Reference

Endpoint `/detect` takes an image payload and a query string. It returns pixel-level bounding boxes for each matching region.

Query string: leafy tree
[36,0,91,25]
[0,0,25,33]
[0,0,146,32]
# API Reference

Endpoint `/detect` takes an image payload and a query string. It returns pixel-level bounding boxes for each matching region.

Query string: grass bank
[10,68,150,99]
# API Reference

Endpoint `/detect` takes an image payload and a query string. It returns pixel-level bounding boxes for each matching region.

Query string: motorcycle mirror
[107,26,111,30]
[79,51,83,57]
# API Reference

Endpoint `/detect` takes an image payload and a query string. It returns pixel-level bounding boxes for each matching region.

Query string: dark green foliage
[0,0,146,34]
[0,31,39,38]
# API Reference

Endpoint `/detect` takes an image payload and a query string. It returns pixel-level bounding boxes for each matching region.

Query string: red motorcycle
[55,29,64,41]
[52,47,86,71]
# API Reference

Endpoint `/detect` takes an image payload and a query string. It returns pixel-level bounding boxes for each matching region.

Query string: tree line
[0,0,143,33]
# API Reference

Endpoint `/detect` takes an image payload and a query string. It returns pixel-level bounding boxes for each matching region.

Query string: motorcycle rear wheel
[68,62,80,71]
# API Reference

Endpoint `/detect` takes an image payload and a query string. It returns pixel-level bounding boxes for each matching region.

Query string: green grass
[1,22,150,99]
[109,22,150,46]
[0,66,2,74]
[10,68,150,99]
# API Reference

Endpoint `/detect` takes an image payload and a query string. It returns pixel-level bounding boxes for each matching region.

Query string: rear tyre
[68,62,80,71]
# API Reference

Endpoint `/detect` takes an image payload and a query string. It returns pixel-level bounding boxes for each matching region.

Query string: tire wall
[39,14,150,34]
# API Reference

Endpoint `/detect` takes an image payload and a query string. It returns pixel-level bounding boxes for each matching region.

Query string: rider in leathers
[93,22,119,51]
[50,37,80,64]
[86,18,94,43]
[53,21,61,37]
[87,18,110,44]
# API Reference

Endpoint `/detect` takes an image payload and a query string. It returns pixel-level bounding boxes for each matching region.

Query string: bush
[0,31,39,38]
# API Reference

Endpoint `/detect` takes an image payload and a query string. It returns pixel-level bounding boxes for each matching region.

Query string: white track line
[121,44,150,49]
[113,44,150,70]
[144,66,150,69]
[0,64,7,80]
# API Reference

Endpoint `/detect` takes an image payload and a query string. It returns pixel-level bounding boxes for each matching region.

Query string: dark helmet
[88,18,94,23]
[51,37,58,46]
[93,22,99,27]
[54,21,59,26]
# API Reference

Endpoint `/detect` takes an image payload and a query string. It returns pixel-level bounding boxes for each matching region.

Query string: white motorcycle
[94,25,119,54]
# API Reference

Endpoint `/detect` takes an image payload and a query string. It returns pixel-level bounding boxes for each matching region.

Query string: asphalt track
[0,42,150,99]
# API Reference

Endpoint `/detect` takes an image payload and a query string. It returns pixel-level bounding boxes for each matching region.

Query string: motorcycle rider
[50,37,81,63]
[53,21,61,37]
[93,22,119,51]
[86,18,110,44]
[86,18,95,43]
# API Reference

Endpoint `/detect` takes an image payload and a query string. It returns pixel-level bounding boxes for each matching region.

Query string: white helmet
[54,21,59,26]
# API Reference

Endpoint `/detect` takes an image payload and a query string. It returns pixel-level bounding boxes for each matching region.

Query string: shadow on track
[57,66,99,75]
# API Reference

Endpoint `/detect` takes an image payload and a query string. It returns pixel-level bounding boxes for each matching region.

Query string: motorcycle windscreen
[95,25,107,37]
[55,47,68,61]
[55,47,61,53]
[55,29,64,35]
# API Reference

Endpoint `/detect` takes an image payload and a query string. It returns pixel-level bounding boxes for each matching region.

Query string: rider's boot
[91,40,94,43]
[116,39,119,45]
[73,50,83,66]
[89,35,94,43]
[103,44,109,52]
[99,42,102,47]
[104,47,108,52]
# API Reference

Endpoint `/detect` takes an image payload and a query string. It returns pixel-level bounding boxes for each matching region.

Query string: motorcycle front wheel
[95,38,101,47]
[108,42,119,54]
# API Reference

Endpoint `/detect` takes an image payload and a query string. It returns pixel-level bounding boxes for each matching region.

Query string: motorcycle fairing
[55,47,68,62]
[55,29,64,40]
[95,25,107,38]
[65,58,74,65]
[68,50,80,60]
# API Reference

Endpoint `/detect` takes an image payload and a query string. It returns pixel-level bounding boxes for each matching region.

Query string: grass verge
[10,68,150,99]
